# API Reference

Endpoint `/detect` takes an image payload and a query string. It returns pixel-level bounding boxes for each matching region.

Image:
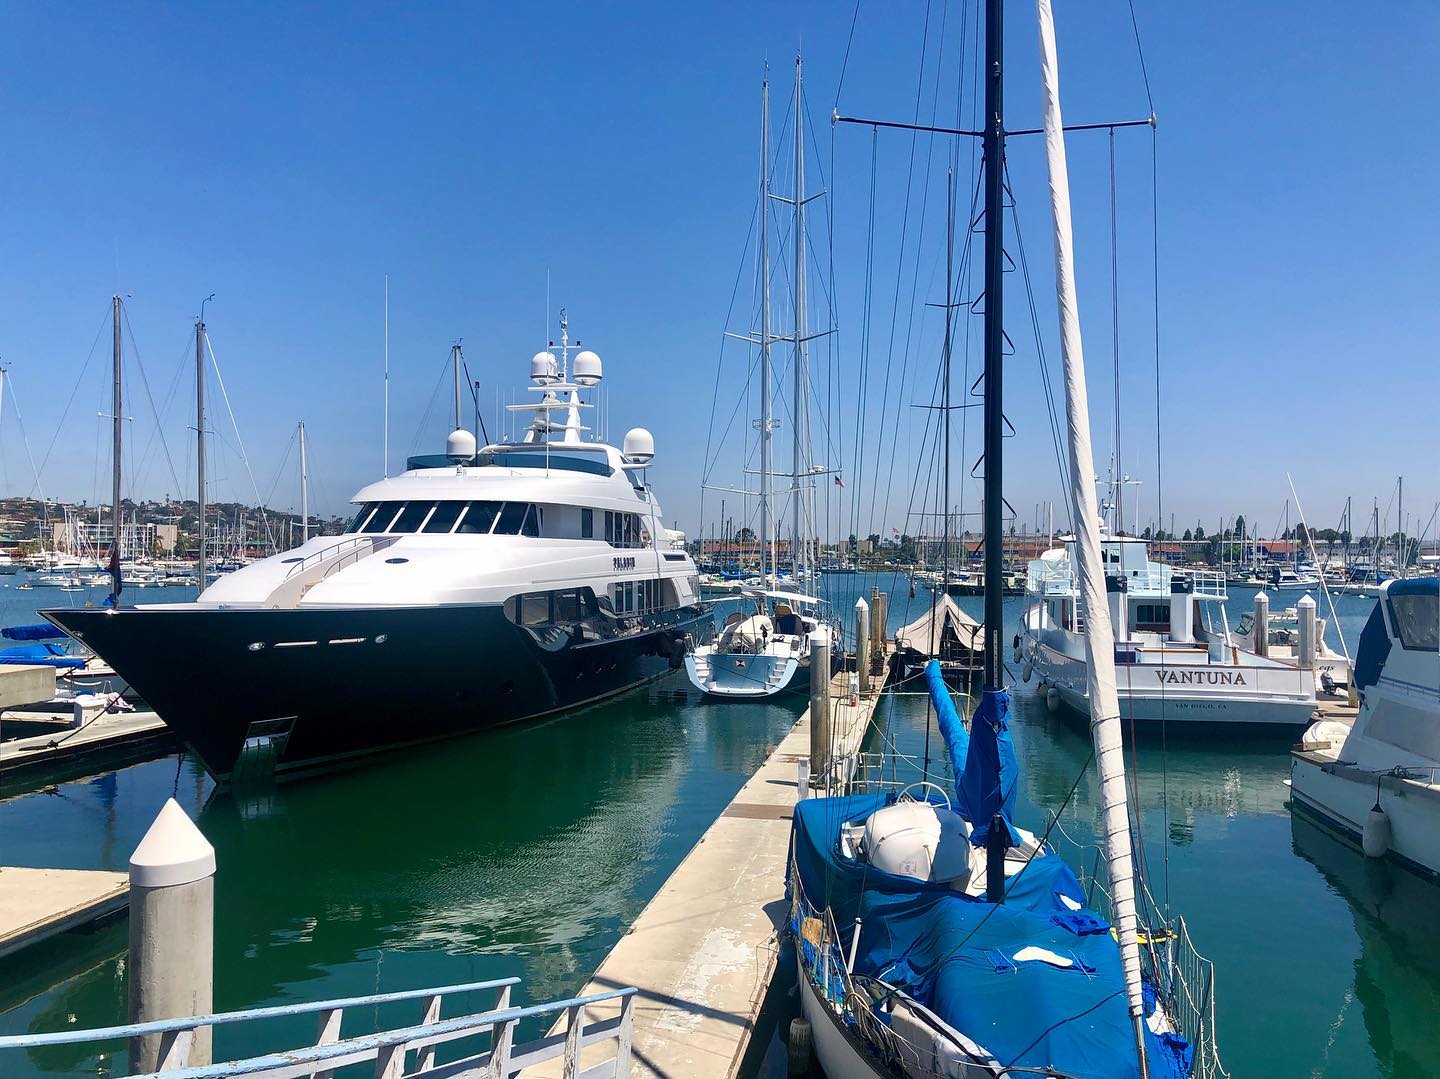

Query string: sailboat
[685,58,837,700]
[786,3,1220,1075]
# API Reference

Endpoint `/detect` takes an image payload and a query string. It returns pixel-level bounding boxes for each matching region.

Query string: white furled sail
[1034,0,1150,1064]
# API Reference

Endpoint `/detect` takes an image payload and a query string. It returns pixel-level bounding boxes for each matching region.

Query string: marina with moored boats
[1,4,1438,1079]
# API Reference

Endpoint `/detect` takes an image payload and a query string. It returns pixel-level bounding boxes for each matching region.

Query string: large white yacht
[1290,578,1440,875]
[1021,535,1317,728]
[46,321,712,782]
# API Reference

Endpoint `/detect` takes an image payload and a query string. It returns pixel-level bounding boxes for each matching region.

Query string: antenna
[383,274,390,478]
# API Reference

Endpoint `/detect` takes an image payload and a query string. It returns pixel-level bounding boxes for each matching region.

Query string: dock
[533,644,894,1079]
[0,708,175,790]
[0,866,129,959]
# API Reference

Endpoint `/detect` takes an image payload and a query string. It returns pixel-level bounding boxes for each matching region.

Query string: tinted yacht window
[456,501,501,534]
[423,501,467,534]
[389,501,434,533]
[361,504,402,533]
[346,502,380,533]
[493,502,530,535]
[520,505,541,538]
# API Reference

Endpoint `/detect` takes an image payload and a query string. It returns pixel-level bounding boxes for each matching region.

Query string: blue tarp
[1,623,67,641]
[958,686,1020,846]
[788,794,1191,1078]
[0,642,84,669]
[925,659,968,794]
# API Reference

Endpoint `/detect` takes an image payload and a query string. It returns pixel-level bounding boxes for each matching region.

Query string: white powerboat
[1290,578,1440,876]
[1022,536,1317,729]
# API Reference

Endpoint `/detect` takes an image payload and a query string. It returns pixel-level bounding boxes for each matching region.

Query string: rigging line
[204,335,276,551]
[34,306,111,493]
[857,0,932,542]
[1109,128,1123,534]
[869,0,951,543]
[120,308,185,502]
[1124,0,1156,114]
[5,377,47,501]
[1002,167,1073,534]
[1149,116,1170,915]
[700,190,761,493]
[833,0,863,109]
[847,127,879,558]
[407,353,454,457]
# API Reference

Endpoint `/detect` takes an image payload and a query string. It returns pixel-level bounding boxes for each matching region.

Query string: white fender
[1045,686,1062,714]
[1022,660,1034,683]
[1362,803,1391,859]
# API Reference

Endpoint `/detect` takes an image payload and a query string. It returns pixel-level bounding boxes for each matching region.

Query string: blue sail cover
[958,685,1020,846]
[2,623,67,641]
[789,794,1192,1078]
[0,642,84,669]
[925,658,968,791]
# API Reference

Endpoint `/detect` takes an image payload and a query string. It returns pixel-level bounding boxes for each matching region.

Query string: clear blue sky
[1,2,1435,545]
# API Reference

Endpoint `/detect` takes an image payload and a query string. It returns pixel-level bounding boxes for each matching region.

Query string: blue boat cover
[1352,600,1390,693]
[2,623,67,641]
[957,682,1021,846]
[925,659,968,790]
[0,642,84,669]
[789,793,1192,1078]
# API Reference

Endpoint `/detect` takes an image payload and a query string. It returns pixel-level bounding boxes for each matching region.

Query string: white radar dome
[446,428,477,462]
[622,427,655,464]
[530,351,558,384]
[573,350,603,386]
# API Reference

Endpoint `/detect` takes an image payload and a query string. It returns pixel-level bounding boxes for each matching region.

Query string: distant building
[54,520,177,560]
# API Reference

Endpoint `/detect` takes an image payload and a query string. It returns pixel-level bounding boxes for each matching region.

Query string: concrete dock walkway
[0,709,174,790]
[530,651,893,1079]
[0,866,129,959]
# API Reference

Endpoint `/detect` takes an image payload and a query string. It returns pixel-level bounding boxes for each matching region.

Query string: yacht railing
[283,535,397,582]
[0,977,637,1078]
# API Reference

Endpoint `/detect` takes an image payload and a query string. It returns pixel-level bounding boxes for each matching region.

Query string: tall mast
[111,295,123,565]
[196,302,208,590]
[452,343,463,430]
[941,170,955,600]
[298,421,309,544]
[383,274,390,477]
[981,0,1006,688]
[758,70,773,584]
[791,54,809,583]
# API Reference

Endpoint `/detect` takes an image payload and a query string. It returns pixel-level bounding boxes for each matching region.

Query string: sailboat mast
[981,0,1006,688]
[196,308,207,590]
[941,171,955,598]
[791,55,808,583]
[111,296,122,564]
[299,421,309,544]
[452,344,463,431]
[758,71,773,584]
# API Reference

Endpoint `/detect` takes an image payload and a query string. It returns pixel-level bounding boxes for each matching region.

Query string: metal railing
[283,535,397,582]
[0,977,636,1079]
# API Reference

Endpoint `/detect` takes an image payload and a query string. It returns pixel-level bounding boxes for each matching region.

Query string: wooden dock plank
[0,867,129,959]
[528,652,892,1079]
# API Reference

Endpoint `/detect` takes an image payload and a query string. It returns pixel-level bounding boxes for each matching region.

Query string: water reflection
[0,677,800,1076]
[1291,815,1440,1079]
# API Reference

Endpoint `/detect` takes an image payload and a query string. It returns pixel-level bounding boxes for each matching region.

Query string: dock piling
[855,597,871,697]
[127,798,215,1072]
[1253,591,1270,658]
[1297,593,1317,670]
[809,638,831,786]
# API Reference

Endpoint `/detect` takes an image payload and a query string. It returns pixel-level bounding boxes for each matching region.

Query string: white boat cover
[1036,0,1147,1026]
[895,595,983,655]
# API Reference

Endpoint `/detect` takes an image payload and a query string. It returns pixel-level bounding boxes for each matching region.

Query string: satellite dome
[446,428,477,462]
[530,351,558,384]
[573,350,603,386]
[623,427,655,464]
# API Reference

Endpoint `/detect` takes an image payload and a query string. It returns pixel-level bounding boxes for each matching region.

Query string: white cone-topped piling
[128,798,215,1071]
[129,797,216,888]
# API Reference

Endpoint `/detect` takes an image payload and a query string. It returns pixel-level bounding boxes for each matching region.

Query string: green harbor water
[0,573,1435,1077]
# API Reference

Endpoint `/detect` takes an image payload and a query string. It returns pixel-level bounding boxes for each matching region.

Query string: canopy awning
[895,594,982,654]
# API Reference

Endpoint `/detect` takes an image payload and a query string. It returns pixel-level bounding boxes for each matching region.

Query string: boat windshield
[1389,590,1439,652]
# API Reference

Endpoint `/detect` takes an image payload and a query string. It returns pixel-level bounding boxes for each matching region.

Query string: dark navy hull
[45,603,713,782]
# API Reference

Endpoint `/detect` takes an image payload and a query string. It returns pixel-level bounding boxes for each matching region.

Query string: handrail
[0,977,519,1048]
[282,535,395,582]
[139,987,636,1079]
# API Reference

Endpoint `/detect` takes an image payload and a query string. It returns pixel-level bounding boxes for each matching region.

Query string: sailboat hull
[45,602,712,782]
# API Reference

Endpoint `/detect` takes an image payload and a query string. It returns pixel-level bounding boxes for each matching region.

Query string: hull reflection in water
[0,678,803,1078]
[1290,813,1440,1075]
